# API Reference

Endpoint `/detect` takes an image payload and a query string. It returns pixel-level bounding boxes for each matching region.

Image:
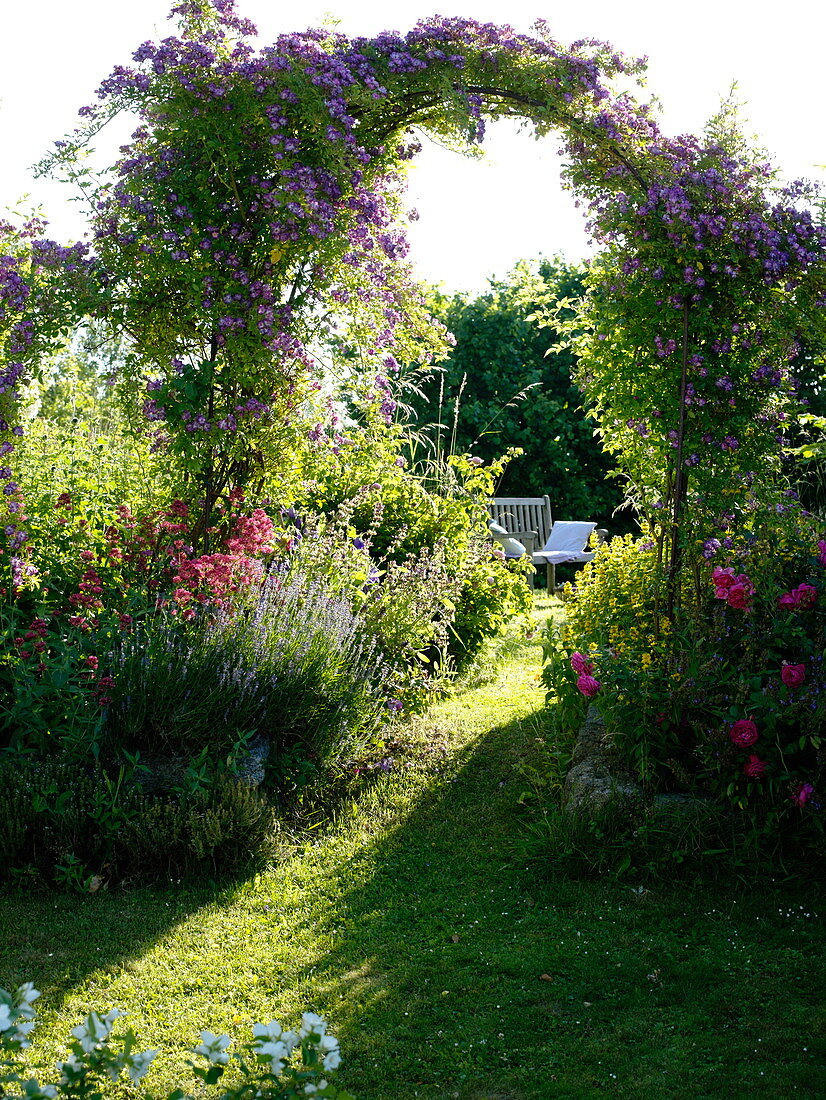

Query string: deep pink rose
[570,651,593,675]
[781,663,806,688]
[818,540,826,567]
[792,782,815,807]
[712,567,736,591]
[726,581,754,610]
[743,754,766,779]
[729,718,758,747]
[576,673,601,698]
[778,583,817,610]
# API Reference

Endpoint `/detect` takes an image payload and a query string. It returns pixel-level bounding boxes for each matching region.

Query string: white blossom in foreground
[194,1031,232,1065]
[70,1010,122,1054]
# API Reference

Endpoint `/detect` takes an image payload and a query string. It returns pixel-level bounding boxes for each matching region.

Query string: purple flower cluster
[43,0,654,471]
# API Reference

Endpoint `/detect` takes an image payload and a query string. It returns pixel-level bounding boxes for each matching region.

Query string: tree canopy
[405,259,621,526]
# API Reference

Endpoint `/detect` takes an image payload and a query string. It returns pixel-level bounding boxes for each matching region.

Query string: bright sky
[1,0,823,294]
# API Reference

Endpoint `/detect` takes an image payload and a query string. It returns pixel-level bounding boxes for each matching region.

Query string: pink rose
[713,568,754,609]
[576,673,601,698]
[729,718,758,747]
[570,651,594,675]
[742,754,766,778]
[792,782,815,807]
[781,663,806,688]
[726,581,754,610]
[777,583,817,611]
[712,566,736,591]
[818,540,826,567]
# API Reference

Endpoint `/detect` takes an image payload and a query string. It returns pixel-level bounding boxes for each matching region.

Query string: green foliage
[22,322,128,430]
[0,758,274,884]
[7,415,175,604]
[406,259,621,526]
[287,432,534,669]
[516,789,771,882]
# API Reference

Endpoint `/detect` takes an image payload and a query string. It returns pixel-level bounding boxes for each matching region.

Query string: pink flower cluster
[571,651,601,697]
[173,551,264,610]
[171,506,277,611]
[777,583,817,611]
[224,508,275,557]
[712,567,754,610]
[729,720,767,779]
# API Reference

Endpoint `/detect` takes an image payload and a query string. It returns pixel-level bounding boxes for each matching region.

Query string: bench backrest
[486,496,552,551]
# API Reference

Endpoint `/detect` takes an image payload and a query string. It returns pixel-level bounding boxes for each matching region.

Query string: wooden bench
[486,496,552,558]
[487,496,606,591]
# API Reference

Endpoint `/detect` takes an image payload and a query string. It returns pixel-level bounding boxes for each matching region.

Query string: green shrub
[289,438,534,671]
[543,504,826,858]
[0,758,274,885]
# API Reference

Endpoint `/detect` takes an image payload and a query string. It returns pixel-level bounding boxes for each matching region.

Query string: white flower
[298,1012,327,1039]
[71,1009,121,1053]
[252,1020,284,1043]
[194,1031,231,1064]
[126,1049,158,1082]
[58,1053,84,1085]
[317,1033,341,1071]
[17,984,41,1008]
[0,1004,37,1049]
[254,1039,292,1076]
[321,1044,341,1072]
[303,1082,328,1095]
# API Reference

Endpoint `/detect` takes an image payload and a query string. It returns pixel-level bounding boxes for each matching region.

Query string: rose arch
[7,0,826,604]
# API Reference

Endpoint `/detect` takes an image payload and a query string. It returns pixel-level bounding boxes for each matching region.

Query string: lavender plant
[105,563,397,778]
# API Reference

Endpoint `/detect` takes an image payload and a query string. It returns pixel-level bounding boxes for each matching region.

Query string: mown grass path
[1,617,824,1099]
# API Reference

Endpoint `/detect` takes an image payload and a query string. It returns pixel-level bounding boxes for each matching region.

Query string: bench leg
[547,562,556,593]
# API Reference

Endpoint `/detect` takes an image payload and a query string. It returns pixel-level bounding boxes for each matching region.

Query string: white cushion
[533,521,596,564]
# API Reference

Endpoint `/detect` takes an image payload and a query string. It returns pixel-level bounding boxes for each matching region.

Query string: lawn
[1,601,823,1099]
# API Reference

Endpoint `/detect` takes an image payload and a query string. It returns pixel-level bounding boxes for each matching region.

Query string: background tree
[404,258,622,528]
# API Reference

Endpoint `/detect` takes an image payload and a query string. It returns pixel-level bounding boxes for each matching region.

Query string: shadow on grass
[2,640,823,1100]
[268,708,825,1100]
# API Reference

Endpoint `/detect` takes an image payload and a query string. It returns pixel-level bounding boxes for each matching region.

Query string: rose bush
[545,500,824,856]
